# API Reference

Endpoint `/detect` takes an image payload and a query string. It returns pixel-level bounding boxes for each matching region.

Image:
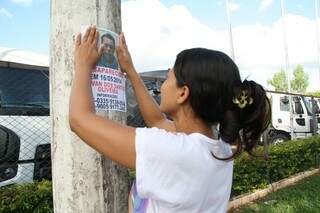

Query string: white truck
[264,91,320,144]
[0,47,50,187]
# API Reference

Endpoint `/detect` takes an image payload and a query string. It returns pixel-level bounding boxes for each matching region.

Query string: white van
[0,48,51,187]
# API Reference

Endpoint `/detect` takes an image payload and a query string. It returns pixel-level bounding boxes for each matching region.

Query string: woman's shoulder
[135,127,233,159]
[136,126,179,138]
[136,127,224,145]
[188,133,233,160]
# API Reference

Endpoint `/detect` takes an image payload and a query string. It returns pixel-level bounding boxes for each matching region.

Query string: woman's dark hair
[173,48,271,160]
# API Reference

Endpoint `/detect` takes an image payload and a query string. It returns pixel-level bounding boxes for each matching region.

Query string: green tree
[268,65,309,93]
[267,69,288,92]
[291,64,309,93]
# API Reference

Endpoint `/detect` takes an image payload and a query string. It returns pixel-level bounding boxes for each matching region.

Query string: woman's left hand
[74,26,102,71]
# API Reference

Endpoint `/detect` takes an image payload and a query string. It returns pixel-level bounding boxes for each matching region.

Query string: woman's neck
[172,109,214,139]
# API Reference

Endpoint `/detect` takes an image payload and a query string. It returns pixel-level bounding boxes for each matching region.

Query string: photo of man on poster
[97,33,119,70]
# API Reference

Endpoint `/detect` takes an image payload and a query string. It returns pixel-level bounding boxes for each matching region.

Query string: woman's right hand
[117,33,136,78]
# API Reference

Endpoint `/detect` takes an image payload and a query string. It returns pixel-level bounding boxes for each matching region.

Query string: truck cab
[267,92,314,144]
[0,48,51,187]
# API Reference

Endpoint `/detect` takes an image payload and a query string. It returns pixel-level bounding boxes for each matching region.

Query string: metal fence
[0,64,319,197]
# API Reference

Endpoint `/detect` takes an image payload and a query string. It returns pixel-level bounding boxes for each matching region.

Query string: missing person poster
[82,26,126,112]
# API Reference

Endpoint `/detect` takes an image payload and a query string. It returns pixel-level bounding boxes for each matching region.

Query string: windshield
[0,67,49,109]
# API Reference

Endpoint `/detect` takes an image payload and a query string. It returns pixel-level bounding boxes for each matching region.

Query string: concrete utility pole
[50,1,129,212]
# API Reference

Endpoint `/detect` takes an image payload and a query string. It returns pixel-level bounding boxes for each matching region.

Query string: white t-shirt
[135,127,234,213]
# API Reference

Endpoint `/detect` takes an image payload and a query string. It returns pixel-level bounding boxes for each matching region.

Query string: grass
[232,172,320,213]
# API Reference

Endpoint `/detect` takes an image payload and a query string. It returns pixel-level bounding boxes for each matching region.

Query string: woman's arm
[69,26,136,169]
[117,33,176,132]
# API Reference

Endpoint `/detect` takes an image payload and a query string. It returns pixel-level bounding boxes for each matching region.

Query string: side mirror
[314,102,320,114]
[310,99,320,114]
[281,96,289,104]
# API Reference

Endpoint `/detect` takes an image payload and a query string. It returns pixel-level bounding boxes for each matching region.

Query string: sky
[0,0,319,91]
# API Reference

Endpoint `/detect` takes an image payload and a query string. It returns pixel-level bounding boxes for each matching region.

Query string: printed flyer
[82,26,126,112]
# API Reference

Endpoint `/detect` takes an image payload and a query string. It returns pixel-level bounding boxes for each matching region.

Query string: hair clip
[232,91,253,109]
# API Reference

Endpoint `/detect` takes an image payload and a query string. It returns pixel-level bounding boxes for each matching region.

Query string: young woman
[69,26,271,213]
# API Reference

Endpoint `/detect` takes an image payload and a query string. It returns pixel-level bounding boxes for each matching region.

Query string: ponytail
[218,80,271,160]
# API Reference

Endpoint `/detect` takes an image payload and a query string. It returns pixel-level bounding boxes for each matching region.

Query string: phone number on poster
[96,98,126,111]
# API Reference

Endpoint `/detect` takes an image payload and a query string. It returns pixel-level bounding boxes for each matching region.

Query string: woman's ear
[177,85,190,104]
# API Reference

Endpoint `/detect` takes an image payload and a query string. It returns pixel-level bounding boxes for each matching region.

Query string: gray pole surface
[280,0,294,140]
[315,0,320,88]
[50,1,129,212]
[225,0,235,61]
